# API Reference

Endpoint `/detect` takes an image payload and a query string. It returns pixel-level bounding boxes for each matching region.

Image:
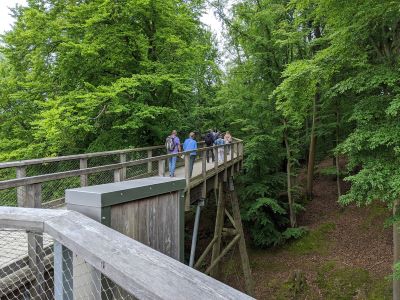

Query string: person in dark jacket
[204,129,215,163]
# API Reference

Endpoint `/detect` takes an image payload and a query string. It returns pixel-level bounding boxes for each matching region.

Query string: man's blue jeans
[169,156,177,176]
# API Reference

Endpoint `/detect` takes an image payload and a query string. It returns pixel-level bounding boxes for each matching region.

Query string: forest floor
[218,158,393,299]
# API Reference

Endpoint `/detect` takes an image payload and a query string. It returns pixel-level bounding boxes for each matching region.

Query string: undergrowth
[287,222,336,255]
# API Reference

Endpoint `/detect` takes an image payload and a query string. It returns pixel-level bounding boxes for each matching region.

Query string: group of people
[165,129,232,178]
[204,129,232,163]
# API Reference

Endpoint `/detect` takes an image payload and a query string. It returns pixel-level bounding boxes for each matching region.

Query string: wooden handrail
[0,142,242,190]
[0,207,253,300]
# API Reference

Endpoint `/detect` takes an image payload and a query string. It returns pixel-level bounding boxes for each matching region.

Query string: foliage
[0,0,220,160]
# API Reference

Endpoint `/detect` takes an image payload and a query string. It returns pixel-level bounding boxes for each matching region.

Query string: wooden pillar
[210,181,225,278]
[158,159,166,177]
[201,151,207,199]
[16,166,26,207]
[114,169,122,182]
[185,154,191,211]
[54,241,73,300]
[229,177,254,296]
[214,147,219,190]
[223,145,228,182]
[26,184,45,299]
[120,153,127,180]
[80,158,88,187]
[147,150,152,174]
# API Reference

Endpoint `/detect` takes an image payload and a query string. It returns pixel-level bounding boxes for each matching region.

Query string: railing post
[201,150,207,198]
[158,159,165,176]
[16,166,26,207]
[214,146,219,189]
[147,150,152,174]
[120,153,127,180]
[80,158,88,187]
[54,241,73,300]
[185,154,191,210]
[114,169,122,182]
[223,144,228,182]
[26,183,45,298]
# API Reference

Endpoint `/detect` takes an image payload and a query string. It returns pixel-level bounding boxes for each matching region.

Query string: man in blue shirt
[183,132,198,178]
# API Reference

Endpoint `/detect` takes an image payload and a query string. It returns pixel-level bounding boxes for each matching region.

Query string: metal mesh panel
[88,170,115,186]
[0,230,137,299]
[0,188,17,207]
[41,177,81,207]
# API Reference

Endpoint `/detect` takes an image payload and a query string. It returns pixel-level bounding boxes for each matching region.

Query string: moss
[316,261,392,299]
[367,278,392,300]
[287,222,336,255]
[271,271,311,300]
[360,203,388,231]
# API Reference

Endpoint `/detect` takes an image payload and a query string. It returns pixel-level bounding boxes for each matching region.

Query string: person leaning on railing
[183,132,198,178]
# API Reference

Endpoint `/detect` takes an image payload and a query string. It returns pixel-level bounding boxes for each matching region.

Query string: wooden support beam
[229,177,254,296]
[16,166,26,207]
[206,234,241,275]
[79,159,88,187]
[225,209,237,229]
[211,181,225,278]
[194,236,218,269]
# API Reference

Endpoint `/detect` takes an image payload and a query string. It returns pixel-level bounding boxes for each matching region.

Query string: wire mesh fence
[0,147,169,208]
[0,229,137,299]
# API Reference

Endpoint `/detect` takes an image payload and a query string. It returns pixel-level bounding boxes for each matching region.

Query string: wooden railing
[0,139,244,209]
[0,206,253,299]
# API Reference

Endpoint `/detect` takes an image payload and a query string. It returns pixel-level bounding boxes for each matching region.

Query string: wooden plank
[110,193,181,260]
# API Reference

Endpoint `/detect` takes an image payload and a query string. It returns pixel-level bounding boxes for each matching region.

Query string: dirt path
[222,159,393,299]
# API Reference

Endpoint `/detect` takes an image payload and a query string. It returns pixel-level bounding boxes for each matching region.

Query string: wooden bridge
[0,138,254,299]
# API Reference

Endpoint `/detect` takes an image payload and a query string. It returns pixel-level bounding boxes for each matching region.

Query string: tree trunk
[335,100,342,200]
[306,89,319,200]
[283,120,296,227]
[394,200,400,300]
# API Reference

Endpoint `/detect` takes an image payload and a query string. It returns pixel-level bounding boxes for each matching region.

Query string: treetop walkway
[0,138,254,299]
